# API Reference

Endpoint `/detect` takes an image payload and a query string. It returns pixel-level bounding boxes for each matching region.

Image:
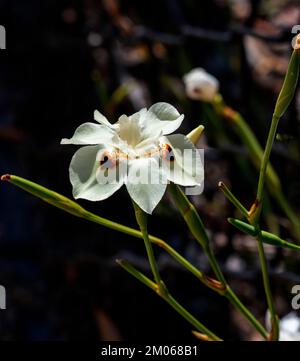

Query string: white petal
[126,157,167,214]
[160,134,204,186]
[61,122,115,145]
[94,110,116,129]
[69,145,124,201]
[143,102,184,136]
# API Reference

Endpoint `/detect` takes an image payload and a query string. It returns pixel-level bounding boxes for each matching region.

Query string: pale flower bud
[186,125,204,145]
[183,68,219,102]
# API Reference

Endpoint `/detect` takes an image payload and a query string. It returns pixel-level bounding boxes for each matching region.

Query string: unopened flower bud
[186,125,204,145]
[183,68,219,102]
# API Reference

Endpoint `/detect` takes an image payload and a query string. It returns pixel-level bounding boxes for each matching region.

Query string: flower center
[117,115,143,148]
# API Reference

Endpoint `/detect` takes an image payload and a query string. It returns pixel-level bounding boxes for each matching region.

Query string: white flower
[279,312,300,341]
[61,102,204,214]
[183,68,219,102]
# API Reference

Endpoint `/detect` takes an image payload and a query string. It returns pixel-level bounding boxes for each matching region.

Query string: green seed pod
[228,217,300,252]
[1,174,87,218]
[169,183,209,249]
[274,47,300,119]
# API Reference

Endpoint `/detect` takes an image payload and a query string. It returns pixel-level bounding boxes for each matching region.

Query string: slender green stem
[116,259,158,291]
[205,245,268,339]
[1,174,268,338]
[211,98,300,238]
[256,115,280,203]
[87,207,225,293]
[218,181,248,217]
[156,233,267,338]
[164,294,222,341]
[153,238,225,294]
[117,259,222,341]
[132,201,161,286]
[204,246,226,286]
[129,203,219,338]
[169,183,268,339]
[225,287,268,339]
[251,225,279,340]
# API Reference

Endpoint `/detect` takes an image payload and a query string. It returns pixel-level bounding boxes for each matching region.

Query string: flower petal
[160,134,204,186]
[126,157,167,214]
[94,110,116,129]
[61,122,115,145]
[69,145,124,201]
[143,102,184,136]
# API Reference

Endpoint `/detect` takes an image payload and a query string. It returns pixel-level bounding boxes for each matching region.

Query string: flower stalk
[2,173,267,337]
[218,181,248,218]
[249,45,300,340]
[117,259,223,341]
[0,174,227,294]
[168,183,268,339]
[132,201,164,293]
[211,94,300,238]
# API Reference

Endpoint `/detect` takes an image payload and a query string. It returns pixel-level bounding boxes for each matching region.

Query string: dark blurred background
[0,0,300,341]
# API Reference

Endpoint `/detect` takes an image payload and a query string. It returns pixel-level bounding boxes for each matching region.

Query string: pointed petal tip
[1,174,11,181]
[60,138,70,145]
[93,110,101,120]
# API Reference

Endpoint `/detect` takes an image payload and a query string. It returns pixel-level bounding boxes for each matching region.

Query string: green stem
[1,174,268,338]
[218,181,248,217]
[256,115,280,203]
[164,294,222,341]
[153,238,225,294]
[116,259,157,291]
[225,287,268,339]
[168,183,268,339]
[211,99,300,238]
[132,201,161,286]
[205,245,268,339]
[251,225,279,340]
[117,259,222,341]
[204,246,226,286]
[86,207,225,293]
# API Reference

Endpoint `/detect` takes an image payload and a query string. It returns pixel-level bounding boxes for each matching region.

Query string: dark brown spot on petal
[100,152,116,169]
[163,144,175,162]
